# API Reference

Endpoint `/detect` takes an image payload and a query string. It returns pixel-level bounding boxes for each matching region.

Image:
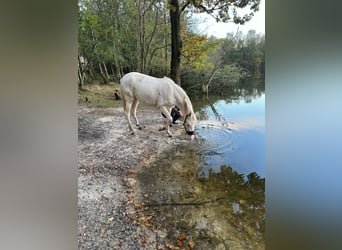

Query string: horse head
[182,97,197,137]
[183,112,197,136]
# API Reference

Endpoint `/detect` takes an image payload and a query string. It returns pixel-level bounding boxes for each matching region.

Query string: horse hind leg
[131,97,141,129]
[124,97,135,134]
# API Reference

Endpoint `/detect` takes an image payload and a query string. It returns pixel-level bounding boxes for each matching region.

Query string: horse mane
[162,76,193,115]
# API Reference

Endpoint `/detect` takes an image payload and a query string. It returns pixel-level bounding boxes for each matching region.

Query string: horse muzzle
[186,130,195,136]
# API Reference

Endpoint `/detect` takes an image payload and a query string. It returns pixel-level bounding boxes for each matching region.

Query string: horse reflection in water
[120,72,197,138]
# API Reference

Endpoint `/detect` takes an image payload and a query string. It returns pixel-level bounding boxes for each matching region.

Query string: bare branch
[180,0,191,12]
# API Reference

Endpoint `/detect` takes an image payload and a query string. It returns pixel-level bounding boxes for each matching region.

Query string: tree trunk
[99,62,109,83]
[163,11,168,76]
[137,0,145,73]
[78,55,86,89]
[88,63,95,78]
[103,62,110,81]
[111,35,121,80]
[169,0,181,85]
[145,7,159,74]
[204,66,220,96]
[78,68,84,89]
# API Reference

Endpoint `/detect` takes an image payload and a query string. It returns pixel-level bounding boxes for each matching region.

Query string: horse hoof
[136,124,144,130]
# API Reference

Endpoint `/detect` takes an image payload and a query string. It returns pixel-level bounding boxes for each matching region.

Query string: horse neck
[174,91,193,116]
[166,78,193,115]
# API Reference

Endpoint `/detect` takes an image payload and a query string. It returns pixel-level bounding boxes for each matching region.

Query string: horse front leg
[160,106,172,137]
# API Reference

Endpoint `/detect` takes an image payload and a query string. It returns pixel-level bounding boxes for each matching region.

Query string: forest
[78,0,264,94]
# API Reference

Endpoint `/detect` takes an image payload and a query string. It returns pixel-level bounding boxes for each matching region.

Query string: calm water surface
[193,92,265,179]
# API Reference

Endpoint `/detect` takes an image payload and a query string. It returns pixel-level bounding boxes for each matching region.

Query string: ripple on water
[196,120,235,154]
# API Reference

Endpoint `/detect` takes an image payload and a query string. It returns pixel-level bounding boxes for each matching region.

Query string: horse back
[120,72,173,106]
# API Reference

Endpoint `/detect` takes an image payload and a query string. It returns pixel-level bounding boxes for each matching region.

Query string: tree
[182,34,220,69]
[136,0,169,74]
[168,0,261,85]
[78,0,171,85]
[182,30,264,95]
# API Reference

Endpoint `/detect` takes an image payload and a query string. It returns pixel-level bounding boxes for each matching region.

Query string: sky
[193,0,265,38]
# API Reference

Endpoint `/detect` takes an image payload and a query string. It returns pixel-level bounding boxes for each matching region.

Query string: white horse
[120,72,197,137]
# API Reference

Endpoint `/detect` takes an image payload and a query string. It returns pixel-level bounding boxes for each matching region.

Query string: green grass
[78,82,122,108]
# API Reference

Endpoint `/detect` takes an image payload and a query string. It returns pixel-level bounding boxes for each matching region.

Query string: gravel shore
[78,106,182,249]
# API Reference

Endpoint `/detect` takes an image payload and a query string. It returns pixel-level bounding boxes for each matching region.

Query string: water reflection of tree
[198,165,265,235]
[191,80,264,115]
[187,75,265,100]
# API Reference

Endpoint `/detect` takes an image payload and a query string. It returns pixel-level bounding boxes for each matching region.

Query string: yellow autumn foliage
[182,34,220,69]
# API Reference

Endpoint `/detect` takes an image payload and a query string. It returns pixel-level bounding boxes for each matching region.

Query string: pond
[136,82,265,249]
[193,90,265,179]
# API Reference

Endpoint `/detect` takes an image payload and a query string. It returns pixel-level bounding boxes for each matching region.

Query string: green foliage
[78,0,263,94]
[184,0,261,24]
[181,30,264,95]
[181,63,248,96]
[182,34,220,69]
[78,0,171,82]
[220,30,265,76]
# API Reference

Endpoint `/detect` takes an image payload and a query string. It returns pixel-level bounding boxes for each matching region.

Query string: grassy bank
[78,83,122,108]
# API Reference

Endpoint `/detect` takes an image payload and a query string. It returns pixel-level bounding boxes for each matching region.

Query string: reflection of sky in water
[204,94,265,126]
[197,93,265,178]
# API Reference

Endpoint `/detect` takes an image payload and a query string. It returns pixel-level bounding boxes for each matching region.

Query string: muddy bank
[78,105,265,249]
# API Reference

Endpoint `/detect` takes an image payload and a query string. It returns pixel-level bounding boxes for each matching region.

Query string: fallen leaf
[140,234,147,245]
[107,217,114,222]
[166,242,177,249]
[139,161,147,166]
[100,228,105,236]
[143,222,151,227]
[138,216,147,221]
[126,169,137,175]
[134,203,142,209]
[138,214,153,222]
[188,239,195,249]
[178,234,186,240]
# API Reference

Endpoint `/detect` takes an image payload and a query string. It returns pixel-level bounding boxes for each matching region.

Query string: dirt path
[78,106,186,249]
